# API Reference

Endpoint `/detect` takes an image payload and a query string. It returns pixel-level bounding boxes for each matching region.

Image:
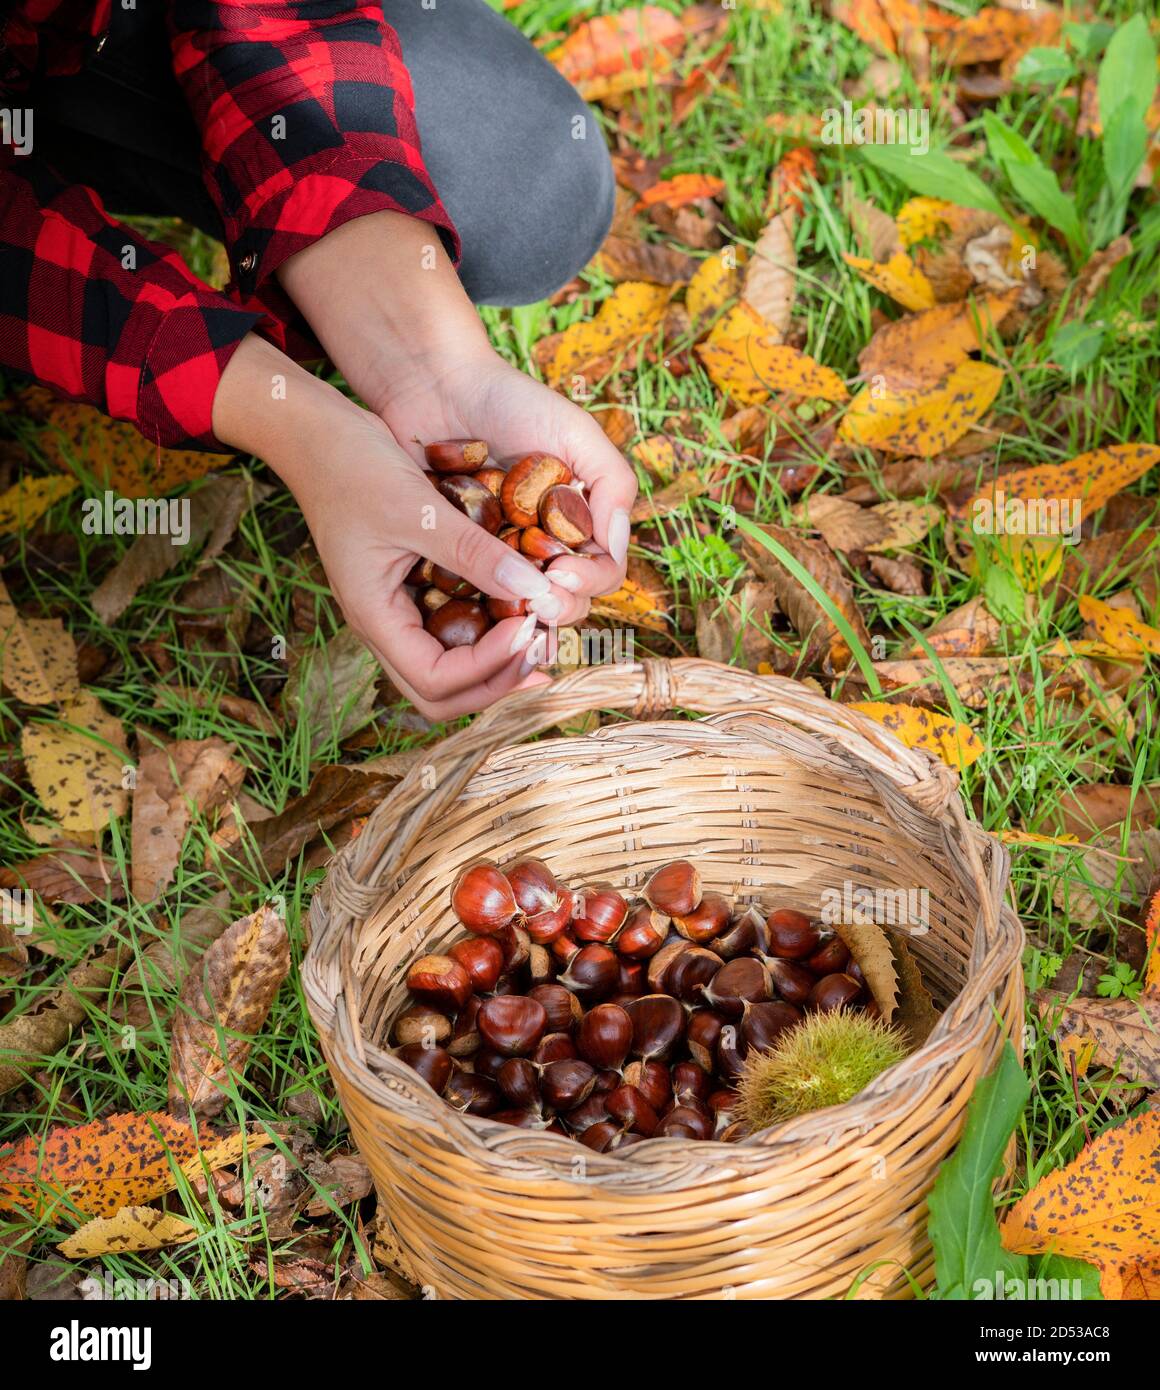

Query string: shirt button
[238,251,257,275]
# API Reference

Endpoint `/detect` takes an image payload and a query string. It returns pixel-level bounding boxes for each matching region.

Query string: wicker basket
[303,659,1023,1300]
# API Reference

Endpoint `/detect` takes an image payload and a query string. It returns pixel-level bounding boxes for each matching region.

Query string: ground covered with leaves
[1,0,1159,1300]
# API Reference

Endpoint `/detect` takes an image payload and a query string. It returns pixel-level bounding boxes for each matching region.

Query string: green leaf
[928,1042,1029,1300]
[858,143,1004,217]
[1051,319,1104,374]
[1064,20,1114,61]
[1015,47,1074,86]
[1097,14,1156,137]
[1102,99,1150,207]
[983,112,1087,258]
[1034,1254,1104,1300]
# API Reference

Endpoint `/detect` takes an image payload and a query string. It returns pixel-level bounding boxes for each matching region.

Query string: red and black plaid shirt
[0,1,459,449]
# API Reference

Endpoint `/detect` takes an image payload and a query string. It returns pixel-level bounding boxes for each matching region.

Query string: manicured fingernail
[497,553,551,600]
[530,592,563,622]
[549,570,582,592]
[508,612,537,655]
[520,633,546,676]
[607,508,630,567]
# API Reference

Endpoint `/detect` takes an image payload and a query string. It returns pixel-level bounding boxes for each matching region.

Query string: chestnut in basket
[644,860,702,918]
[451,861,517,934]
[478,995,548,1056]
[406,955,472,1012]
[577,1003,633,1070]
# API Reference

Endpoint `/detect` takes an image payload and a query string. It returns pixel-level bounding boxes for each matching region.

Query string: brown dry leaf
[547,282,671,387]
[694,583,785,671]
[168,904,289,1120]
[153,685,280,736]
[1037,991,1160,1088]
[766,147,817,221]
[590,556,671,633]
[842,454,997,504]
[831,0,896,54]
[0,1111,268,1219]
[117,890,234,1031]
[796,495,940,553]
[646,199,724,249]
[958,445,1160,522]
[630,468,710,524]
[1069,236,1133,320]
[1053,829,1160,930]
[131,736,245,902]
[890,933,939,1048]
[549,6,686,101]
[595,234,697,285]
[0,475,79,535]
[0,843,127,904]
[282,626,380,756]
[1061,530,1160,592]
[846,192,902,261]
[631,434,697,480]
[839,360,1004,456]
[909,595,1001,658]
[742,210,796,340]
[0,576,79,705]
[848,701,984,770]
[21,693,129,837]
[843,251,936,311]
[597,406,636,451]
[868,554,926,594]
[863,656,1016,708]
[857,290,1019,391]
[1052,784,1160,842]
[685,246,744,326]
[1000,1111,1160,1299]
[303,1151,374,1217]
[939,5,1062,68]
[38,401,223,500]
[740,523,871,671]
[834,921,899,1021]
[58,1205,198,1259]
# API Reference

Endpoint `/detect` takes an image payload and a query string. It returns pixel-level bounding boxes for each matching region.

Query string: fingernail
[496,553,551,600]
[607,508,630,567]
[530,592,563,622]
[549,570,582,592]
[519,633,546,676]
[508,611,537,655]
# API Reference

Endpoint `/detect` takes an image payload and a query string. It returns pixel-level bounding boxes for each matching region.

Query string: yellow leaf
[1078,595,1160,656]
[58,1205,198,1258]
[961,444,1160,521]
[839,359,1003,455]
[686,246,745,324]
[895,196,959,247]
[0,475,79,534]
[849,700,984,770]
[21,692,129,836]
[858,290,1019,390]
[0,577,79,705]
[993,534,1066,591]
[696,304,848,406]
[997,830,1080,847]
[843,250,936,310]
[589,557,671,633]
[547,282,671,387]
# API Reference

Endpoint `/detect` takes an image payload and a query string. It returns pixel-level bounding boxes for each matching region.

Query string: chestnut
[763,957,815,1007]
[504,857,560,915]
[526,943,553,986]
[848,959,865,986]
[430,563,474,597]
[605,1084,659,1136]
[392,1004,452,1048]
[532,1032,577,1066]
[672,891,731,944]
[528,982,583,1033]
[573,885,628,943]
[445,1069,501,1116]
[610,1130,648,1150]
[804,935,851,976]
[436,474,502,533]
[451,861,517,935]
[645,936,691,993]
[702,956,771,1017]
[498,1057,542,1109]
[448,994,482,1057]
[579,1120,620,1152]
[565,1092,611,1133]
[519,525,571,562]
[615,959,645,996]
[424,438,489,473]
[487,595,528,622]
[491,1109,551,1129]
[472,1047,508,1081]
[666,945,722,1003]
[623,1059,672,1114]
[475,466,506,498]
[417,586,451,618]
[406,954,472,1012]
[524,890,575,944]
[448,936,505,993]
[477,995,548,1056]
[541,1058,597,1111]
[643,860,702,918]
[740,999,802,1053]
[672,1060,711,1106]
[396,1042,453,1094]
[557,944,619,1000]
[656,1105,712,1140]
[577,1003,633,1070]
[686,1009,727,1071]
[807,972,864,1012]
[761,907,822,960]
[616,902,669,959]
[714,907,760,958]
[592,1068,621,1094]
[716,1023,748,1082]
[539,483,593,547]
[424,597,489,649]
[707,1088,738,1118]
[624,994,685,1062]
[500,452,572,528]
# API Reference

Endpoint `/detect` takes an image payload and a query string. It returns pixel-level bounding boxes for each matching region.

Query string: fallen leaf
[0,843,127,904]
[1037,991,1160,1088]
[796,495,940,552]
[938,5,1061,68]
[859,656,1016,708]
[831,0,896,54]
[849,701,984,770]
[169,904,290,1120]
[834,921,900,1020]
[1053,829,1160,929]
[959,445,1160,522]
[895,195,959,247]
[697,316,848,405]
[549,6,686,101]
[547,282,671,387]
[0,475,79,534]
[1000,1111,1160,1299]
[846,191,902,261]
[767,147,817,220]
[1078,595,1160,656]
[117,890,235,1031]
[58,1205,198,1258]
[839,359,1004,456]
[857,290,1018,391]
[742,210,796,339]
[0,576,79,705]
[131,736,245,901]
[637,172,726,212]
[685,246,744,326]
[590,556,671,633]
[21,693,129,837]
[844,251,936,311]
[629,468,710,524]
[909,596,1002,658]
[1051,784,1160,842]
[595,234,698,285]
[890,933,939,1048]
[868,553,926,594]
[282,626,380,756]
[1061,530,1160,592]
[695,583,785,671]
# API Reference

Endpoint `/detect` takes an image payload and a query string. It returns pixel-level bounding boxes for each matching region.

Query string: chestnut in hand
[436,474,502,534]
[539,484,593,547]
[424,438,489,473]
[500,452,572,528]
[425,598,488,650]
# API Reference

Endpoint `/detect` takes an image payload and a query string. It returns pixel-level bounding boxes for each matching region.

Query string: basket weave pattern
[304,660,1023,1299]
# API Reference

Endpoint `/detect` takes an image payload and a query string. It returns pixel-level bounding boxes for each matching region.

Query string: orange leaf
[636,172,726,212]
[831,0,897,54]
[844,251,936,311]
[839,359,1002,455]
[1078,595,1160,657]
[959,445,1160,522]
[1144,887,1160,997]
[767,146,817,220]
[550,6,686,101]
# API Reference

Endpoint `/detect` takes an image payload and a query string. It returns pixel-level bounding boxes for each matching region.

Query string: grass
[1,0,1158,1297]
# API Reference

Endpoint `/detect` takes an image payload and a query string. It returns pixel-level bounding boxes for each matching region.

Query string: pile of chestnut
[391,858,873,1150]
[410,439,594,649]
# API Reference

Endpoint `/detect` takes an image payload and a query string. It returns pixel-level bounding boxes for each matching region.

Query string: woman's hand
[212,334,556,719]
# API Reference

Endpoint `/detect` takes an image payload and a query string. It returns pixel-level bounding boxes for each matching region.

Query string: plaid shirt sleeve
[0,159,262,449]
[168,0,461,351]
